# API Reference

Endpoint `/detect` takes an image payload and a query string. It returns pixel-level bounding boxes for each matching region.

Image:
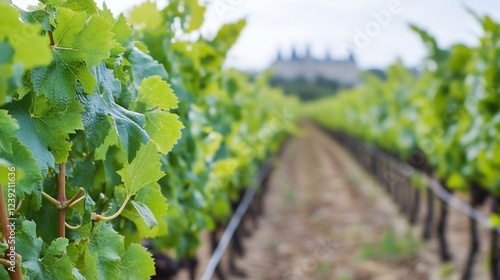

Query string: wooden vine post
[436,180,452,262]
[0,185,22,280]
[491,197,500,280]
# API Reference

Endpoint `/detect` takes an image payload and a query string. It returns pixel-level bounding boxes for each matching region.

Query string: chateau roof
[275,46,356,63]
[271,46,360,86]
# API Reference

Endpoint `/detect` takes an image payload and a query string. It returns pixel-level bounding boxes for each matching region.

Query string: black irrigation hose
[200,163,272,280]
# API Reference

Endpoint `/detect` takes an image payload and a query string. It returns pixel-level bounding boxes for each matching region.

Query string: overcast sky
[13,0,500,71]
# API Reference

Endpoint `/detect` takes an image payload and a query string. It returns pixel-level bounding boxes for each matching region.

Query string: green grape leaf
[28,180,61,242]
[0,266,8,279]
[211,19,246,55]
[194,131,223,172]
[0,110,19,154]
[32,7,114,109]
[119,243,156,280]
[109,14,132,56]
[410,25,448,63]
[117,141,164,196]
[186,0,205,32]
[0,42,13,104]
[31,95,84,162]
[67,241,99,280]
[128,2,162,30]
[78,84,112,153]
[32,56,89,110]
[17,221,73,279]
[88,223,155,279]
[0,3,52,104]
[52,8,112,67]
[131,201,157,229]
[170,41,221,72]
[40,0,67,6]
[0,139,43,199]
[128,47,168,87]
[62,0,98,14]
[135,182,168,236]
[77,64,149,158]
[132,76,183,154]
[88,223,124,280]
[113,14,132,45]
[17,220,44,264]
[122,183,168,238]
[0,3,52,68]
[135,76,178,111]
[145,111,183,154]
[18,8,54,32]
[9,94,84,163]
[93,123,118,161]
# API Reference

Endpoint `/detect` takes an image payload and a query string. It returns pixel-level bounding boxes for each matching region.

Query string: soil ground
[176,122,491,280]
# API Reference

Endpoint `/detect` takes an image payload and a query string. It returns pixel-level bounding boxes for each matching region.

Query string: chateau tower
[291,46,299,61]
[305,45,312,59]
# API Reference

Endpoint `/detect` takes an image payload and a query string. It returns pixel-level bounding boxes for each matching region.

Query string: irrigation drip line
[349,140,500,234]
[200,163,272,280]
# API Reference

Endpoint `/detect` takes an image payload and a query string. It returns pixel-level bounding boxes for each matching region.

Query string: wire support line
[200,163,272,280]
[345,138,500,234]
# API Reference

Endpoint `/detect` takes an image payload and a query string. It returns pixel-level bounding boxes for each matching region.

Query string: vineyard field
[0,0,297,279]
[3,0,500,279]
[306,12,500,280]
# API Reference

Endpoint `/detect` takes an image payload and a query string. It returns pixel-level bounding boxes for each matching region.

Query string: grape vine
[0,0,297,279]
[306,11,500,278]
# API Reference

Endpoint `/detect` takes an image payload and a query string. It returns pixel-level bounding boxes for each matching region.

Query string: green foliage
[307,13,500,225]
[0,110,18,154]
[270,76,343,101]
[32,7,114,109]
[133,76,183,154]
[118,141,164,196]
[9,94,85,163]
[0,0,297,279]
[17,221,73,279]
[0,2,52,105]
[129,0,299,260]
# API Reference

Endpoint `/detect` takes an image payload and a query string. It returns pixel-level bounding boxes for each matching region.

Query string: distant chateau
[271,46,360,87]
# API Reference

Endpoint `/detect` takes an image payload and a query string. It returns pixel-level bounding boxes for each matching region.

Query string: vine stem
[92,196,130,222]
[42,169,86,236]
[65,222,81,230]
[0,185,22,280]
[0,258,10,268]
[67,195,86,208]
[48,31,55,47]
[42,191,60,208]
[65,188,84,208]
[46,3,54,48]
[58,164,66,238]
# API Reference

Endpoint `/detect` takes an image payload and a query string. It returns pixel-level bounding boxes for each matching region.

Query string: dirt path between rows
[177,122,491,280]
[213,122,428,280]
